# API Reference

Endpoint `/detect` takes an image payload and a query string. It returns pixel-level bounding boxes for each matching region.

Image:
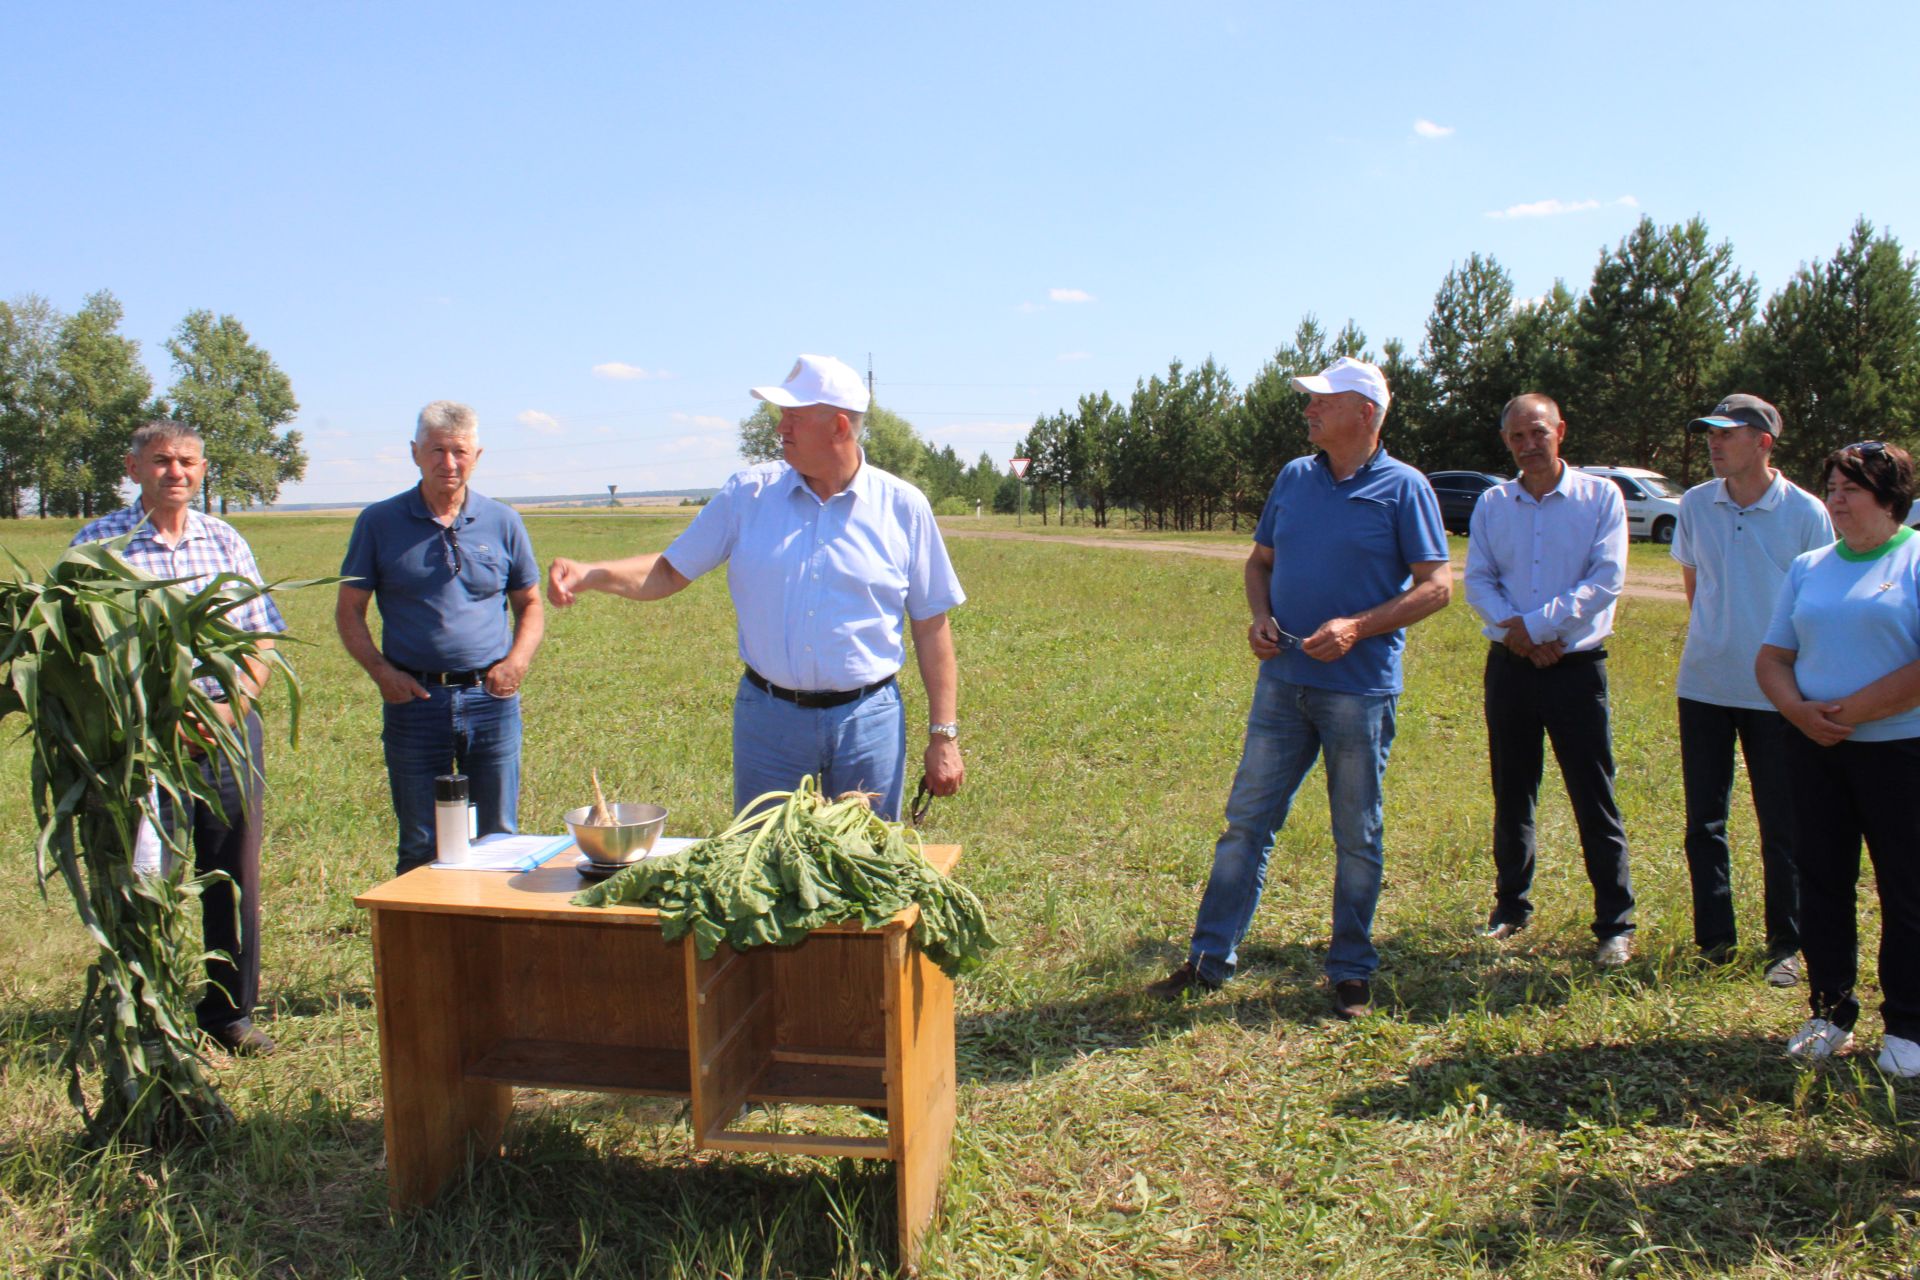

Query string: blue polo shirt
[1253,446,1448,695]
[340,486,539,672]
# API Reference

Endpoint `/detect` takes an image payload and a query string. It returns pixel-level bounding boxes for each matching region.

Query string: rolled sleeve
[662,482,739,582]
[905,502,966,620]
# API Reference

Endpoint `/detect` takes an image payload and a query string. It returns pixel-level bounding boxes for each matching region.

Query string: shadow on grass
[1441,1148,1920,1274]
[957,924,1587,1086]
[1334,1038,1920,1271]
[1331,1033,1801,1129]
[38,1093,909,1280]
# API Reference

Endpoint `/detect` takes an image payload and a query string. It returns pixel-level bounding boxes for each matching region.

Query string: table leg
[369,909,512,1209]
[886,932,956,1269]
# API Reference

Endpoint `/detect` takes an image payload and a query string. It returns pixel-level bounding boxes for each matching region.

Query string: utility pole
[867,353,874,403]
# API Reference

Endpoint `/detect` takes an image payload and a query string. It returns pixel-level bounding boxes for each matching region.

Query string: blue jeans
[1188,673,1398,985]
[383,685,522,873]
[731,674,906,819]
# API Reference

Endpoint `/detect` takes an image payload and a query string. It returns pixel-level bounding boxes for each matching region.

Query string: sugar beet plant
[0,538,307,1148]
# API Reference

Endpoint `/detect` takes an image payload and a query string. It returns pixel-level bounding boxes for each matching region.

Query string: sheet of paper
[432,832,577,871]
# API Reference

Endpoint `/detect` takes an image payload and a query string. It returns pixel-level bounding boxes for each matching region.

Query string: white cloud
[1487,197,1600,219]
[517,410,562,435]
[669,412,732,431]
[1048,288,1094,303]
[1056,351,1092,362]
[592,362,673,380]
[1413,118,1454,139]
[1487,194,1640,220]
[1016,301,1045,314]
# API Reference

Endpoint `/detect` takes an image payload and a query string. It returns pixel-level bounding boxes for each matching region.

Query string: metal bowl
[563,802,669,866]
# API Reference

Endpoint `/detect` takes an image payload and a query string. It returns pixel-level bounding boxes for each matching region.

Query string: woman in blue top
[1756,441,1920,1077]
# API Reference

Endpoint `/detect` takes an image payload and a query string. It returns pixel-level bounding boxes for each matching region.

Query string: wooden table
[354,845,959,1268]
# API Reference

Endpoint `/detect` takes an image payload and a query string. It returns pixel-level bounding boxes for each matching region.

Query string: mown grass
[1,510,1914,1279]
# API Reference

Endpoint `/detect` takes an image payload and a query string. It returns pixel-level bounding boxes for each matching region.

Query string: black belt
[395,662,494,687]
[745,667,895,709]
[1489,643,1606,667]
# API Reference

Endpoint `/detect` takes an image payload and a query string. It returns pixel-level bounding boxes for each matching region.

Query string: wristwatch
[928,722,959,741]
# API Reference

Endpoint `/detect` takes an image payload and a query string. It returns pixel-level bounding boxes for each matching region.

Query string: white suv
[1579,466,1684,544]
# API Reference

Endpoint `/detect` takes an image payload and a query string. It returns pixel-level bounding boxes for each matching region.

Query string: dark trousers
[1789,731,1920,1040]
[1678,698,1800,957]
[158,711,265,1032]
[1484,646,1634,937]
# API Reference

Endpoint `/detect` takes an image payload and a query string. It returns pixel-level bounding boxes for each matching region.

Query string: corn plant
[0,536,310,1148]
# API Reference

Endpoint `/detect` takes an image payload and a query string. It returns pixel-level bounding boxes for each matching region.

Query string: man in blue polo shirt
[1149,357,1451,1019]
[1673,393,1832,982]
[547,354,965,821]
[336,401,545,873]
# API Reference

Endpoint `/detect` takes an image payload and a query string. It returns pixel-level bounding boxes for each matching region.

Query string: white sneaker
[1876,1034,1920,1078]
[1785,1017,1855,1061]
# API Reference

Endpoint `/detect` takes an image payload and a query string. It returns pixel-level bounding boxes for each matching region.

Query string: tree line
[1016,216,1920,529]
[0,292,305,519]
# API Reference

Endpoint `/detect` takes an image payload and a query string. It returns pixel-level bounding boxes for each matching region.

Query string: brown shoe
[1331,978,1371,1020]
[208,1020,277,1057]
[1146,960,1220,1000]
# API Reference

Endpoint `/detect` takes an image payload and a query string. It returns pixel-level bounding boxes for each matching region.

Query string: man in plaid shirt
[73,419,285,1057]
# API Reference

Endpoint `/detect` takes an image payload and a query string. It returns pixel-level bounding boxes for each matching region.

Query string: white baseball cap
[1290,356,1391,412]
[750,354,872,413]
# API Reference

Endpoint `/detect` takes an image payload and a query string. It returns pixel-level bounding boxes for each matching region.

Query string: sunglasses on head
[1844,440,1888,457]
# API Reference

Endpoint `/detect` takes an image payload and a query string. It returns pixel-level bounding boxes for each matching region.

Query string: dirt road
[940,525,1689,602]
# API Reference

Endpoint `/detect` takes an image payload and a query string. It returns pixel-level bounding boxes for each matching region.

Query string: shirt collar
[128,498,212,546]
[1314,441,1387,483]
[407,484,475,525]
[1515,460,1576,504]
[1709,470,1788,511]
[783,451,872,507]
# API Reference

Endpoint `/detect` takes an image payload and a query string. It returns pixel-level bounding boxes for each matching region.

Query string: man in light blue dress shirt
[547,355,965,819]
[1465,393,1635,966]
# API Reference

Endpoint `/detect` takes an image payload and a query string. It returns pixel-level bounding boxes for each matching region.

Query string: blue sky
[9,1,1916,504]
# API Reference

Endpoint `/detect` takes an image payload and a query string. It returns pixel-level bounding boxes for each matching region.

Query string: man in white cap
[547,354,965,818]
[1149,356,1451,1019]
[1672,393,1831,982]
[1466,393,1635,966]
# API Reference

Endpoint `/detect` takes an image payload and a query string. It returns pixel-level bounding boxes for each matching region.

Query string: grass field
[1,510,1915,1279]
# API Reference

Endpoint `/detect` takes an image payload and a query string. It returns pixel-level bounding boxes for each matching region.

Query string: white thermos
[434,773,474,863]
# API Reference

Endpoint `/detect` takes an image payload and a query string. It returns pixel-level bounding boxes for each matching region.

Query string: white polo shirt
[1672,472,1833,709]
[664,457,965,692]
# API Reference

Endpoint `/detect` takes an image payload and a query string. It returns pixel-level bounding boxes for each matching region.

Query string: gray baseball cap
[1688,393,1782,437]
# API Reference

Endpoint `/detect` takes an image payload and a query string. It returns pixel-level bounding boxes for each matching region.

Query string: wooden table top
[356,840,962,930]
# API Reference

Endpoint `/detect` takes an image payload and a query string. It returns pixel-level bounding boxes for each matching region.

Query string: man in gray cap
[546,354,966,819]
[1673,393,1832,982]
[1149,357,1451,1019]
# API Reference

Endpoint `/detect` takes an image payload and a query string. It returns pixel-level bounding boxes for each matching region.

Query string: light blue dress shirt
[1465,463,1628,653]
[664,458,965,692]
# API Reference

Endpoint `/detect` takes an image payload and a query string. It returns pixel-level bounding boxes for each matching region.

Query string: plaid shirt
[72,501,286,693]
